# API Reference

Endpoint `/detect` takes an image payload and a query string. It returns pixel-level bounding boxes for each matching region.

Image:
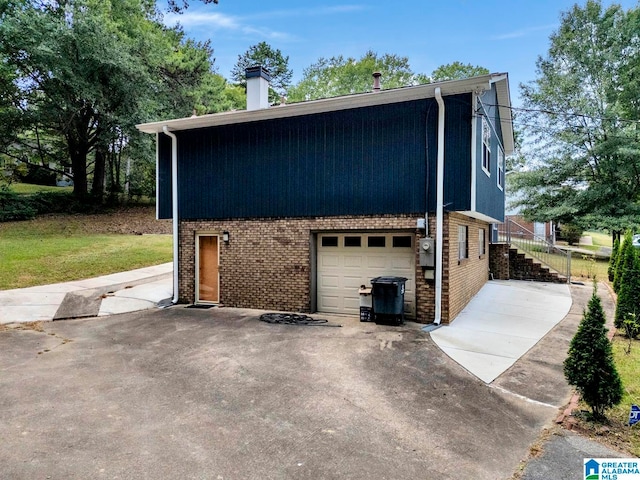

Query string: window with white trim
[482,117,491,175]
[479,228,486,257]
[458,225,468,260]
[497,148,504,190]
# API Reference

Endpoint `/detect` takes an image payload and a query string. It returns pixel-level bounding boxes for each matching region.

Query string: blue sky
[164,0,638,105]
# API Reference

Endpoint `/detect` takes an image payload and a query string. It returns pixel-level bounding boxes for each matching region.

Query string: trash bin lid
[370,276,408,284]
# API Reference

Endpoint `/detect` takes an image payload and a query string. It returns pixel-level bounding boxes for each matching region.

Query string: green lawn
[576,335,640,457]
[571,255,610,282]
[584,230,613,248]
[0,218,172,290]
[4,182,74,194]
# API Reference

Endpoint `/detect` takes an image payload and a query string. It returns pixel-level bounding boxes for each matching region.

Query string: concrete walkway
[0,263,172,325]
[431,280,573,383]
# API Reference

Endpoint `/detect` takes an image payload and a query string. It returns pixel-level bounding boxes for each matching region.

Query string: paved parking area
[1,306,564,480]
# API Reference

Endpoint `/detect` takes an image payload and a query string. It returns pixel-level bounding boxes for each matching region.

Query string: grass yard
[573,334,640,456]
[4,182,74,194]
[583,230,613,247]
[0,212,172,290]
[571,255,610,282]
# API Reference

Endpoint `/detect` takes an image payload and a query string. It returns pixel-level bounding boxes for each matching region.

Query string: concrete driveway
[0,306,567,480]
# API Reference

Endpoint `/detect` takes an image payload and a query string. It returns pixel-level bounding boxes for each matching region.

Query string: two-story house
[136,67,513,324]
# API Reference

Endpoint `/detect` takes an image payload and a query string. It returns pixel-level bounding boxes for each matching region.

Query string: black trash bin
[370,276,408,325]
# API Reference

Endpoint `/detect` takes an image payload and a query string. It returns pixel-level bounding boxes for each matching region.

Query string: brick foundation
[445,213,491,323]
[178,213,490,324]
[489,243,510,280]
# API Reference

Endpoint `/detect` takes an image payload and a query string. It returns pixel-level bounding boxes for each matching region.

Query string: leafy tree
[430,62,489,82]
[615,231,640,327]
[167,0,217,14]
[608,236,620,281]
[193,73,246,115]
[564,284,623,420]
[511,1,640,240]
[231,42,293,100]
[0,0,215,200]
[287,50,421,102]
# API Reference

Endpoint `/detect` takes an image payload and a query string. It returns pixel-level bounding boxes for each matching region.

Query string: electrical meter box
[419,238,435,267]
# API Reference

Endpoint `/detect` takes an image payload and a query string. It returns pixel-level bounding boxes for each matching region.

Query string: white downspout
[162,126,179,304]
[434,88,445,325]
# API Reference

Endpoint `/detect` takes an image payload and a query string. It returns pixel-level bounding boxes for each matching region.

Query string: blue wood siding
[157,94,473,220]
[474,85,506,222]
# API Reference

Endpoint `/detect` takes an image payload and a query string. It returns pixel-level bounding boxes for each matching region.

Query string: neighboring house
[505,215,555,245]
[136,67,514,324]
[505,187,555,244]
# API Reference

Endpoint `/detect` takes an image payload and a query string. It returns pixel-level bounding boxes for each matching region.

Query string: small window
[458,225,468,260]
[497,149,504,190]
[344,236,362,247]
[321,236,338,247]
[392,236,412,248]
[482,117,491,175]
[367,236,386,248]
[479,228,486,256]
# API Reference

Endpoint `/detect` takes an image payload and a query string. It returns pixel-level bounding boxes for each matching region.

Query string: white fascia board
[490,74,514,155]
[460,210,503,224]
[136,75,498,134]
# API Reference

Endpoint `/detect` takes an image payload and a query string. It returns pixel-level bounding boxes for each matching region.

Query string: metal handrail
[496,219,571,283]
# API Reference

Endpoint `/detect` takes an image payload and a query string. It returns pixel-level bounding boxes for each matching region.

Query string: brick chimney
[246,66,271,111]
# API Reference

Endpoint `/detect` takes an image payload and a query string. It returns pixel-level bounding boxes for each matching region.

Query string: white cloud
[164,5,367,41]
[164,10,294,40]
[492,24,557,41]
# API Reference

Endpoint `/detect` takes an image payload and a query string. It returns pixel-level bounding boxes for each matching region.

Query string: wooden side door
[197,235,219,303]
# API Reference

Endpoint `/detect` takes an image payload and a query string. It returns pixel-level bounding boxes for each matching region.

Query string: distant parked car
[633,234,640,248]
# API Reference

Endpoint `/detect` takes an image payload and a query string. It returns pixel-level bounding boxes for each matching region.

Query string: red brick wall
[489,243,510,280]
[445,213,491,323]
[178,213,486,324]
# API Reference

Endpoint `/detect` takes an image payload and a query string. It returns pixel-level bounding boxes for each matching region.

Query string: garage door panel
[390,257,413,269]
[343,275,365,289]
[318,233,416,318]
[321,255,340,268]
[319,275,340,289]
[366,256,387,269]
[343,296,360,312]
[343,255,363,268]
[319,294,340,309]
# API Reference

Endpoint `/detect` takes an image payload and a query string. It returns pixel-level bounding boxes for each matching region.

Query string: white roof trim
[136,73,514,155]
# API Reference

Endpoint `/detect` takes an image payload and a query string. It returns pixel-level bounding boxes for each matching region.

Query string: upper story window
[497,148,505,190]
[482,117,491,175]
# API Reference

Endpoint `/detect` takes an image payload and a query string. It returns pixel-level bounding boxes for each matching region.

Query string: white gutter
[434,87,445,325]
[162,126,179,304]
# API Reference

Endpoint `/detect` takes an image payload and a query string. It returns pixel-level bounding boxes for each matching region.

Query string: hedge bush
[0,187,37,221]
[0,188,102,222]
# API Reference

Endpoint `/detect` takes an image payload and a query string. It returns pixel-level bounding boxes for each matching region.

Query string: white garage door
[317,232,416,318]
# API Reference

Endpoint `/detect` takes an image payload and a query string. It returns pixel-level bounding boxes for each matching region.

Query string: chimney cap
[245,65,271,82]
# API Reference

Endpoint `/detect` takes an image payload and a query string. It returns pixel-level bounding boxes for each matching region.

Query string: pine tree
[614,231,632,293]
[615,240,640,329]
[608,237,620,282]
[564,285,623,420]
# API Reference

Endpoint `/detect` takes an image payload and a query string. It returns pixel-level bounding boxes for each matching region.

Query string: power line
[484,103,640,126]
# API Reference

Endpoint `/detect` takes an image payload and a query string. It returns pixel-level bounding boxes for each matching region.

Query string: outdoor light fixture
[222,231,230,243]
